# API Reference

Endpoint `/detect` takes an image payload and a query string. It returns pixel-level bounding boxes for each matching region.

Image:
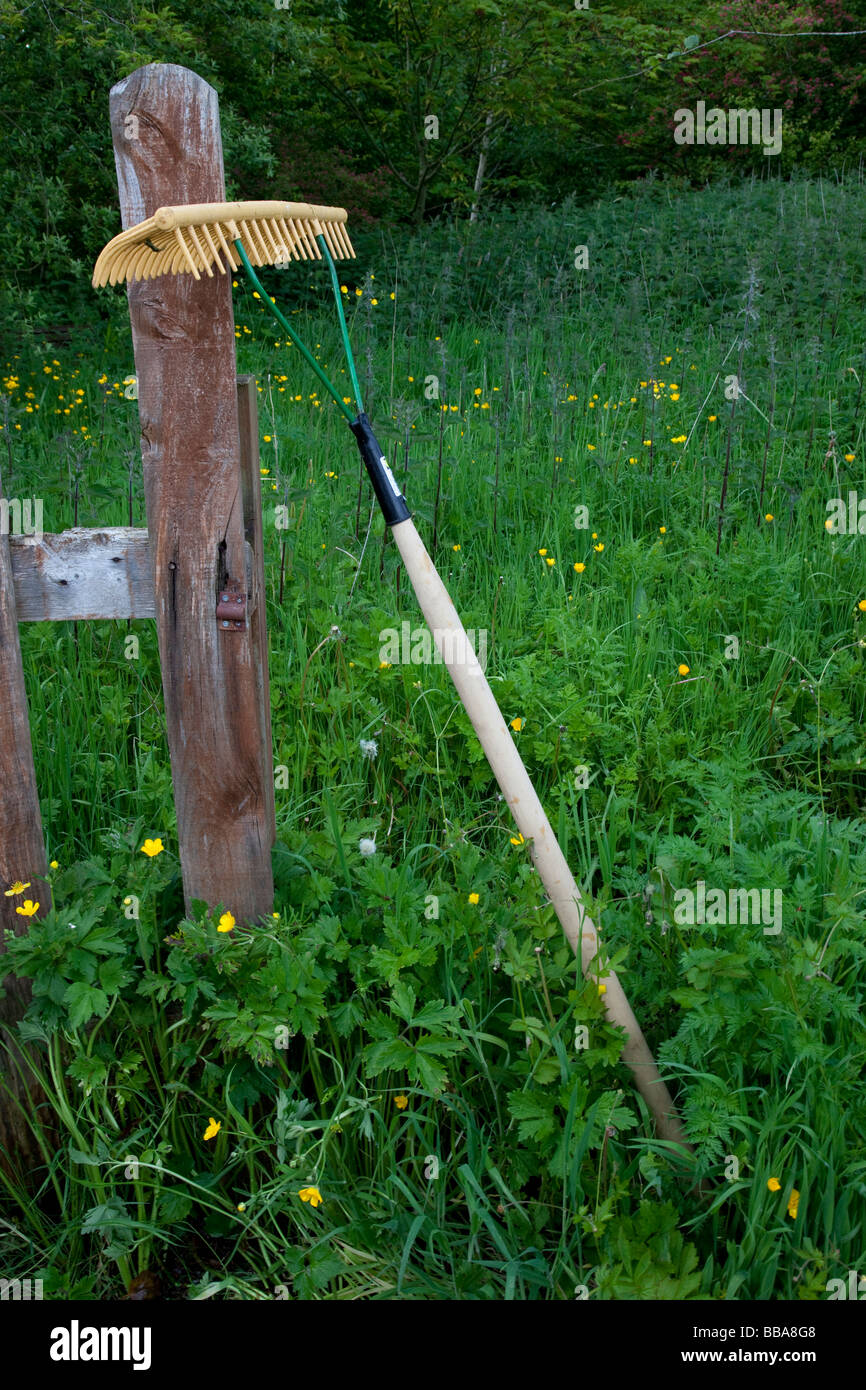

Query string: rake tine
[260,218,283,260]
[186,223,213,277]
[213,221,239,272]
[264,219,287,265]
[236,219,258,264]
[128,243,155,283]
[306,221,323,259]
[287,217,310,260]
[277,218,300,262]
[245,219,269,265]
[156,245,177,279]
[200,222,225,275]
[320,222,341,259]
[273,218,297,266]
[254,219,276,263]
[174,226,201,279]
[301,217,319,257]
[333,222,352,259]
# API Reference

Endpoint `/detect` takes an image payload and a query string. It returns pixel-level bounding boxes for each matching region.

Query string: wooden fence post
[109,63,274,920]
[0,465,50,1168]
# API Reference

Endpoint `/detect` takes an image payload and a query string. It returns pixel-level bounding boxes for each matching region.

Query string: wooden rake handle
[389,513,690,1149]
[347,414,690,1149]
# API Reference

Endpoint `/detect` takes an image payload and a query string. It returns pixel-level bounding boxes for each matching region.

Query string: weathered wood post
[108,64,275,919]
[0,465,50,1168]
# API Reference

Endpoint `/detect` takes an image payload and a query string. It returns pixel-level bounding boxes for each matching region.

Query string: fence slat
[0,466,49,1170]
[11,527,153,621]
[0,475,48,926]
[237,377,276,849]
[109,64,273,920]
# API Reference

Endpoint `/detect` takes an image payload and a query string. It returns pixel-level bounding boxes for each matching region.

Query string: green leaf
[98,958,132,992]
[69,1147,101,1166]
[390,979,417,1023]
[64,981,109,1028]
[507,1089,558,1142]
[411,998,463,1031]
[363,1035,414,1077]
[159,1189,193,1223]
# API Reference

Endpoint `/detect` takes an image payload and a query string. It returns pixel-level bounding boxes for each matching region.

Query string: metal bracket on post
[216,581,246,631]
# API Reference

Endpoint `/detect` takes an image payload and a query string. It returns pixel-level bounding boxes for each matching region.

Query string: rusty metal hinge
[216,581,246,631]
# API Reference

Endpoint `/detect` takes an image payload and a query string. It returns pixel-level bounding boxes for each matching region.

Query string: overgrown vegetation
[1,172,865,1298]
[2,0,866,345]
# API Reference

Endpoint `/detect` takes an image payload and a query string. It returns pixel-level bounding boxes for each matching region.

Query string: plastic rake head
[92,200,355,287]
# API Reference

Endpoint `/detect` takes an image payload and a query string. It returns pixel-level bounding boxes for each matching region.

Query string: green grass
[1,169,865,1300]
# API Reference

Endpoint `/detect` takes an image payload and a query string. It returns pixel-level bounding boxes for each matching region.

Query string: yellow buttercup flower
[767,1176,781,1192]
[394,1095,409,1110]
[574,562,586,573]
[203,1117,221,1141]
[510,832,525,846]
[468,892,480,905]
[298,1186,323,1207]
[678,664,690,677]
[787,1188,800,1219]
[217,912,236,933]
[4,881,29,896]
[16,900,39,917]
[510,717,523,732]
[140,838,164,858]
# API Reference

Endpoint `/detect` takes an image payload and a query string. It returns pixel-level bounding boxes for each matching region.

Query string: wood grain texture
[10,527,153,621]
[109,64,273,920]
[0,464,50,1173]
[237,377,276,848]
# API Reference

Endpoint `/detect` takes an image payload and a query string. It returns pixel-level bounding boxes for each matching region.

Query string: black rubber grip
[349,413,411,526]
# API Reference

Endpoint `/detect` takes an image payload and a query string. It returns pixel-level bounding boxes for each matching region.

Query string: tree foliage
[0,0,864,339]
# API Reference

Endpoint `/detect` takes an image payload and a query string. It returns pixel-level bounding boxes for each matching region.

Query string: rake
[94,200,692,1155]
